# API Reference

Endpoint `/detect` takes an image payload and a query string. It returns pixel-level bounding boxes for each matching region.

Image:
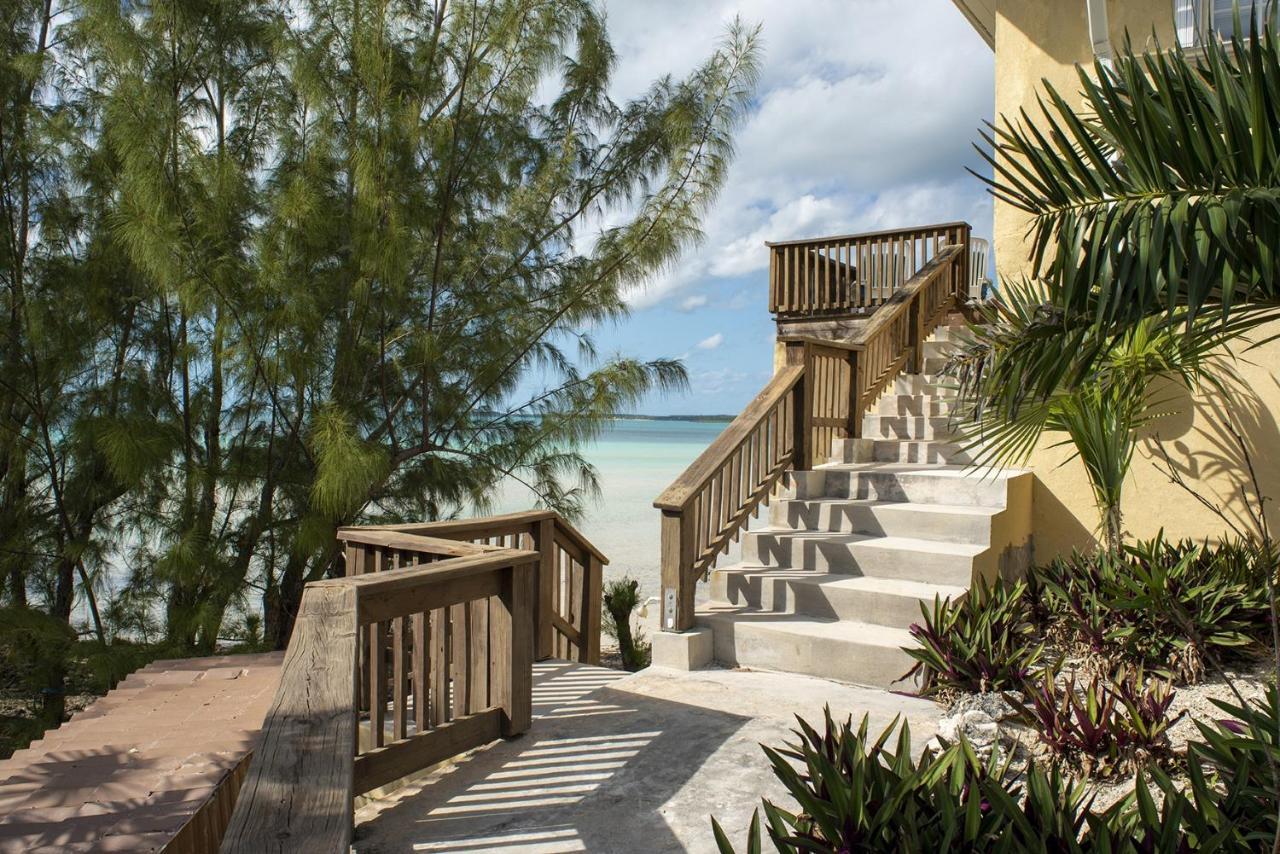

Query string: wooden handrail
[768,222,970,317]
[657,227,971,632]
[344,510,604,664]
[222,545,536,853]
[654,366,803,631]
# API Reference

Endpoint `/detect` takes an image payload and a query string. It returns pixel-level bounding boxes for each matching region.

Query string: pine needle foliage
[0,0,763,671]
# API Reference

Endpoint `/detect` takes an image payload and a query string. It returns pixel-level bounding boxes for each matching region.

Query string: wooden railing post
[492,561,533,737]
[582,555,602,664]
[659,509,696,632]
[848,348,863,438]
[785,341,811,470]
[531,517,555,661]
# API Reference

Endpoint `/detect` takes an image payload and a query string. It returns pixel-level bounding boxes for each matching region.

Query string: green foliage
[1035,535,1271,682]
[972,23,1280,403]
[904,578,1044,696]
[1015,666,1181,778]
[949,280,1230,553]
[602,576,650,672]
[0,0,762,672]
[713,704,1275,852]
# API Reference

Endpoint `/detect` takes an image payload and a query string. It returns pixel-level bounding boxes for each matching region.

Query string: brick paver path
[0,652,282,853]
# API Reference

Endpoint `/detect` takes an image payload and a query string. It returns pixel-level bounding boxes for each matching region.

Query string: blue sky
[574,0,994,416]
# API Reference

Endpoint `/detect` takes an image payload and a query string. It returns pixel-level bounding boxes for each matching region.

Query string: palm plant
[966,24,1280,413]
[950,279,1229,553]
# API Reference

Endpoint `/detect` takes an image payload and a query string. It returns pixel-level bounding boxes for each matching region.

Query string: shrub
[713,705,1264,853]
[904,578,1044,696]
[1030,535,1271,682]
[1016,667,1181,778]
[602,576,651,672]
[710,708,1006,852]
[1190,685,1280,846]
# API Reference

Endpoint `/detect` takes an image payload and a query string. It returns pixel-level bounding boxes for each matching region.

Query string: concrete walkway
[354,662,941,853]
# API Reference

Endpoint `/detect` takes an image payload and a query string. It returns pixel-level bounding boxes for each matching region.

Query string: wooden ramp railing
[768,222,971,318]
[655,234,969,632]
[221,512,605,853]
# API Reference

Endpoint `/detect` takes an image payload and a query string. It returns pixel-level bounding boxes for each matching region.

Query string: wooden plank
[450,602,469,719]
[352,708,502,796]
[532,517,556,661]
[412,612,427,733]
[221,585,358,854]
[468,597,489,714]
[582,555,602,665]
[490,563,534,736]
[430,608,448,726]
[338,529,498,557]
[764,221,970,249]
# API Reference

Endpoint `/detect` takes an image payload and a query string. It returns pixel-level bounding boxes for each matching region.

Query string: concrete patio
[353,661,941,853]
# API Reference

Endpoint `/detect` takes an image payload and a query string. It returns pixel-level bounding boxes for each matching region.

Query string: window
[1176,0,1279,47]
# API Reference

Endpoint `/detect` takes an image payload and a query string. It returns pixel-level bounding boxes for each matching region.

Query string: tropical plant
[905,578,1044,696]
[949,280,1230,553]
[1033,536,1271,681]
[710,708,1006,853]
[968,24,1280,410]
[1016,666,1181,778]
[602,576,650,671]
[710,704,1264,852]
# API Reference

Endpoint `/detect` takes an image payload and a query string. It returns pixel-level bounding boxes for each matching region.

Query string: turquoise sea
[492,418,732,601]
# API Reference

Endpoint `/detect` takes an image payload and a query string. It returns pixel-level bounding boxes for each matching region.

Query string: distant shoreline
[611,414,735,423]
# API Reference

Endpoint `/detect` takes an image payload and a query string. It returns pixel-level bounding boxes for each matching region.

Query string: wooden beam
[352,709,502,795]
[221,586,358,853]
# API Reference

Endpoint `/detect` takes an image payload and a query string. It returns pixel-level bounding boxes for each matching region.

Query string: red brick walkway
[0,653,282,853]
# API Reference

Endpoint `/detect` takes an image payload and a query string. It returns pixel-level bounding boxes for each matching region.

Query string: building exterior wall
[990,0,1280,559]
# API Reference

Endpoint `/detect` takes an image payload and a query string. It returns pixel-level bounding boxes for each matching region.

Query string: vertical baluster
[468,595,489,714]
[392,551,408,742]
[369,547,387,749]
[822,242,831,311]
[568,555,584,659]
[430,606,448,725]
[412,610,427,733]
[769,246,778,312]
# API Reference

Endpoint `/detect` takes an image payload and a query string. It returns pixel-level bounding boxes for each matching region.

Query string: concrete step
[922,340,960,360]
[829,438,977,465]
[697,609,919,689]
[877,395,956,417]
[783,464,1026,509]
[861,415,958,441]
[893,374,957,396]
[929,326,972,345]
[922,356,954,375]
[709,565,965,627]
[742,529,984,586]
[769,498,1003,545]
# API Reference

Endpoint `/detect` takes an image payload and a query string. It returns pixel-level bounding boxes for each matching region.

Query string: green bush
[712,704,1274,852]
[602,577,651,672]
[1034,535,1271,682]
[904,578,1044,696]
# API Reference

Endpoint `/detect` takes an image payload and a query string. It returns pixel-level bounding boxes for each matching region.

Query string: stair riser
[784,469,1010,508]
[770,500,996,545]
[877,396,955,416]
[830,439,977,465]
[893,375,956,396]
[742,534,976,586]
[922,356,953,374]
[860,415,958,441]
[701,615,919,690]
[710,571,946,627]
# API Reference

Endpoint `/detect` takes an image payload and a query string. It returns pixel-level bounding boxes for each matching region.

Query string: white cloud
[696,332,725,351]
[679,294,709,312]
[607,0,994,310]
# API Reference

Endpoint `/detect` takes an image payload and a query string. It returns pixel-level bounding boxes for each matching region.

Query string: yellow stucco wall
[991,1,1280,559]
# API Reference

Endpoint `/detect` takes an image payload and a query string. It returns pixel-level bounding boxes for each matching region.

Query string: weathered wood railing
[767,222,971,318]
[355,510,605,664]
[655,241,969,632]
[222,512,606,852]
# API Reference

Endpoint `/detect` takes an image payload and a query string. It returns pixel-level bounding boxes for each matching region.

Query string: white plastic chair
[968,237,993,301]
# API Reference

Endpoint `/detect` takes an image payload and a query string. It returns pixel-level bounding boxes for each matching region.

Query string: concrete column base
[651,627,714,671]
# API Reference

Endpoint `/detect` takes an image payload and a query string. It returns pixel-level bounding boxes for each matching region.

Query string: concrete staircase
[696,326,1032,689]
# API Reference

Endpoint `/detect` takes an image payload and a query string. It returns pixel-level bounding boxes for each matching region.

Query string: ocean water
[492,419,733,601]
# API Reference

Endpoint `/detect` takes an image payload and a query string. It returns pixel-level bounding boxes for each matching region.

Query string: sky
[573,0,994,416]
